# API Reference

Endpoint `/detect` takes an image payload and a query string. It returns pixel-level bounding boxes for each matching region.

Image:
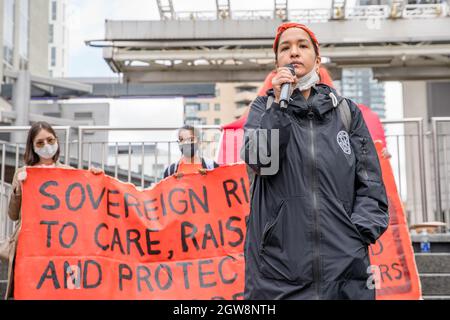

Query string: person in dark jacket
[163,125,219,179]
[241,22,389,300]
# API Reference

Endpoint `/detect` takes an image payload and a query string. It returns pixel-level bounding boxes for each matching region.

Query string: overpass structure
[87,0,450,82]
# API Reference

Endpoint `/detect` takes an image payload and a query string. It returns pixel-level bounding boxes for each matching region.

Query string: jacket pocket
[259,196,312,283]
[338,199,367,246]
[260,200,285,248]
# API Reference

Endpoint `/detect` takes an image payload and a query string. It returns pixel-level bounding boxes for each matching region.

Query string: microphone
[279,63,295,109]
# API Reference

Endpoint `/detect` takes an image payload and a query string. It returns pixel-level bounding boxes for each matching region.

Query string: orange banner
[371,142,422,300]
[15,165,249,300]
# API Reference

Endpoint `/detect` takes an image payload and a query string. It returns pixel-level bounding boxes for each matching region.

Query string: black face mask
[179,143,198,158]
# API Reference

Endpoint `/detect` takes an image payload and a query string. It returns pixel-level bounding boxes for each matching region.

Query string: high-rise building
[340,68,386,118]
[1,0,50,121]
[1,0,49,81]
[48,0,68,77]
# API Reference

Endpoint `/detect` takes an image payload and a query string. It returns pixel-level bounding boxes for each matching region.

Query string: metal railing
[0,184,14,242]
[175,11,218,20]
[165,4,449,22]
[0,126,70,163]
[381,118,428,226]
[403,3,447,19]
[77,125,223,188]
[346,5,390,20]
[432,117,450,225]
[289,8,332,23]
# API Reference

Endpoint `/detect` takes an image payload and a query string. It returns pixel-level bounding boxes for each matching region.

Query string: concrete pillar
[11,70,31,143]
[403,81,429,120]
[28,0,50,77]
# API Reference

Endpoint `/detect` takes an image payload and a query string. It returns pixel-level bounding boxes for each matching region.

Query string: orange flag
[371,141,422,300]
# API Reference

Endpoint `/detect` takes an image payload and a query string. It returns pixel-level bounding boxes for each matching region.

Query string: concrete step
[411,233,450,253]
[0,262,8,300]
[415,253,450,273]
[423,295,450,300]
[420,274,450,296]
[417,254,450,297]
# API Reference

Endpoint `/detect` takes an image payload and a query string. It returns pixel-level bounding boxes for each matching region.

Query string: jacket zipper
[308,109,321,300]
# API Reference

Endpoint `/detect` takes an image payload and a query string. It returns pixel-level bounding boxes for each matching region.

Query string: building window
[51,47,56,66]
[117,145,132,155]
[63,2,66,25]
[199,103,209,111]
[3,0,15,65]
[49,25,54,43]
[51,1,57,21]
[74,112,93,120]
[185,103,199,117]
[214,103,221,111]
[19,0,29,59]
[235,85,257,93]
[236,99,252,109]
[43,112,62,118]
[214,118,221,125]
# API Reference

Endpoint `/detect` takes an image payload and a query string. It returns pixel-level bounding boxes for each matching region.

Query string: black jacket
[241,84,389,300]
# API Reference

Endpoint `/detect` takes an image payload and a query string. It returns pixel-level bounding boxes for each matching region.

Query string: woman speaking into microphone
[241,22,389,300]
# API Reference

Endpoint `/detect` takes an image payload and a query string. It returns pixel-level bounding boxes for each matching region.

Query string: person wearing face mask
[241,23,389,300]
[163,125,219,179]
[2,121,101,299]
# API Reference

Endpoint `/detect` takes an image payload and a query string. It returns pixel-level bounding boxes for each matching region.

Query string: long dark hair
[24,122,60,166]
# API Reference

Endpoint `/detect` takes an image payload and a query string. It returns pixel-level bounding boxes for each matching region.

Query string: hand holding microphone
[272,64,296,108]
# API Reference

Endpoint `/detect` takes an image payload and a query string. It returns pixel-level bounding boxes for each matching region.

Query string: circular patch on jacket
[337,131,351,155]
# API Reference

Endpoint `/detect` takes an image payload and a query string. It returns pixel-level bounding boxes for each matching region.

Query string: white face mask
[295,66,320,92]
[34,142,58,160]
